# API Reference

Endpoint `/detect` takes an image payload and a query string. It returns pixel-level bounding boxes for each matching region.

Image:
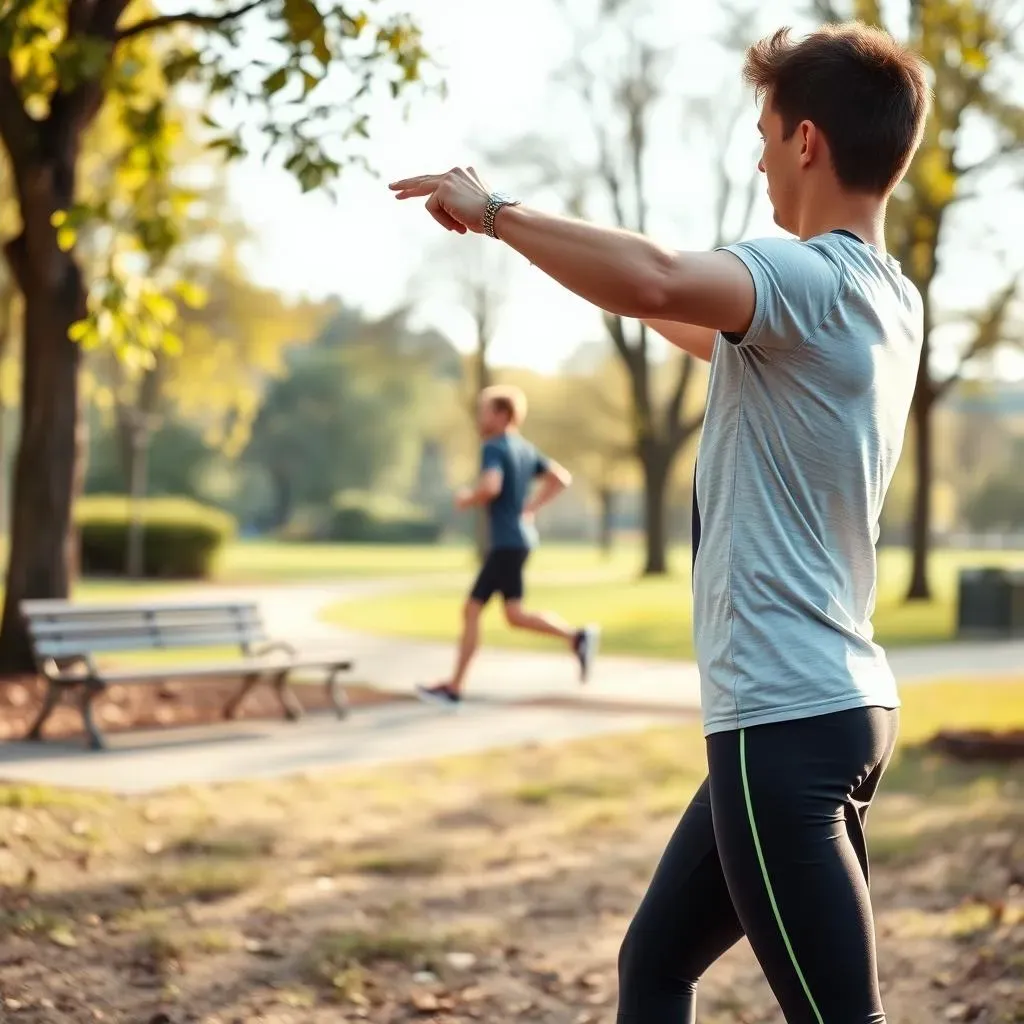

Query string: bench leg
[326,666,350,720]
[224,672,261,720]
[274,670,303,722]
[24,681,65,741]
[80,685,106,751]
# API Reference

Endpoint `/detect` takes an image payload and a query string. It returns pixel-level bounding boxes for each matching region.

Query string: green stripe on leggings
[739,729,825,1024]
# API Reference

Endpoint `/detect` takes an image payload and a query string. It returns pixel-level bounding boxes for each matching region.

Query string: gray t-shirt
[694,231,923,736]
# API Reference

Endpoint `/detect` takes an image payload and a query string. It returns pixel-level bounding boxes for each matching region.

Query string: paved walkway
[1,577,1020,794]
[211,579,1024,710]
[0,701,680,794]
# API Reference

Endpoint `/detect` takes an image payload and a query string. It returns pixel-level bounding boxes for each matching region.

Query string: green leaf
[302,70,320,96]
[283,0,325,44]
[263,67,289,96]
[311,25,332,66]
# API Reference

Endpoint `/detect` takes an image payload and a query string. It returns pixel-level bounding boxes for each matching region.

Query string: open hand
[389,166,491,234]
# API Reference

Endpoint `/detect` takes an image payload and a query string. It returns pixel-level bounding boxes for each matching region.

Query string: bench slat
[22,599,260,618]
[52,654,353,684]
[36,626,268,658]
[28,611,262,639]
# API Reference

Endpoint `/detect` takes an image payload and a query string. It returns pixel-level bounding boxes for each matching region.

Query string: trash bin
[957,567,1024,638]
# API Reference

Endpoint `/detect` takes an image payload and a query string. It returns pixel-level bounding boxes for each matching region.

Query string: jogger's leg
[617,778,744,1024]
[708,708,898,1024]
[449,599,484,693]
[503,599,576,641]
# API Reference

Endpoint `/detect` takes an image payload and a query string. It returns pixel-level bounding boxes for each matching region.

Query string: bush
[328,491,442,544]
[76,496,236,579]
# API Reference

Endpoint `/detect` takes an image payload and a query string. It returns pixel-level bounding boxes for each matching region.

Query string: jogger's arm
[524,462,572,516]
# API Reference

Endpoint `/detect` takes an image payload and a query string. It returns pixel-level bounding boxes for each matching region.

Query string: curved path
[0,576,1019,794]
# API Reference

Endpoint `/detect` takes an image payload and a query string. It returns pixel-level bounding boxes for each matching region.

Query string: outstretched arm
[389,168,756,336]
[524,462,572,516]
[494,206,754,334]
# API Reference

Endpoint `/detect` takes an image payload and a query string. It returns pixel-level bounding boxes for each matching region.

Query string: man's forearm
[494,205,679,320]
[463,484,496,508]
[525,477,567,515]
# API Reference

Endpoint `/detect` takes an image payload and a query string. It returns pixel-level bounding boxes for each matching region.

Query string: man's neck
[797,193,888,253]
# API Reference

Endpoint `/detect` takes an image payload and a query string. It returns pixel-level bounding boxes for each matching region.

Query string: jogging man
[417,385,599,707]
[393,20,929,1023]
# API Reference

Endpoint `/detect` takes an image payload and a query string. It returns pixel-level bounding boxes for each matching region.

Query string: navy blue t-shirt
[481,433,549,551]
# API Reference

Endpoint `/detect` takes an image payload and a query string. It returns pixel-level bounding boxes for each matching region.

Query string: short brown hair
[481,385,527,427]
[743,22,931,194]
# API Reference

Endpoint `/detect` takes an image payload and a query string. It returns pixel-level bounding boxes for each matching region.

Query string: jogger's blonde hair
[480,384,528,427]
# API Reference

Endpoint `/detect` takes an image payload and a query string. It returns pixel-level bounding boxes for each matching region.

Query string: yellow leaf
[161,331,184,356]
[175,280,208,309]
[144,292,177,325]
[962,46,987,70]
[56,225,77,251]
[67,320,91,343]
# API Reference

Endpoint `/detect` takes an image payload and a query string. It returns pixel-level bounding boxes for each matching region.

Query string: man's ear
[798,120,817,169]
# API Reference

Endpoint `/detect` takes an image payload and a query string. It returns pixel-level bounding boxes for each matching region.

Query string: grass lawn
[212,539,639,584]
[0,679,1022,1023]
[323,547,1024,658]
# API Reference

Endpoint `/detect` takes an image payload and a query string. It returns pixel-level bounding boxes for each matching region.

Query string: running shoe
[416,683,462,708]
[573,625,601,684]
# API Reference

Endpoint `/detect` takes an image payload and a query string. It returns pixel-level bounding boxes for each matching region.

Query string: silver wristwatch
[483,191,521,239]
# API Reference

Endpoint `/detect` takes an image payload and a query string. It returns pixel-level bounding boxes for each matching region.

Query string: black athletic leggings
[617,706,899,1024]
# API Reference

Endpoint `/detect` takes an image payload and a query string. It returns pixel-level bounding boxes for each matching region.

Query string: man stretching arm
[394,21,931,1024]
[417,385,599,708]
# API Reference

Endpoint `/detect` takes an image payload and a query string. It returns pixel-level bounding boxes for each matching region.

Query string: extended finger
[389,175,442,194]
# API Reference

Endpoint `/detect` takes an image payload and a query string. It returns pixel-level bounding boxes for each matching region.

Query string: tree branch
[666,353,696,439]
[936,275,1021,397]
[603,310,632,363]
[0,57,38,169]
[114,0,272,41]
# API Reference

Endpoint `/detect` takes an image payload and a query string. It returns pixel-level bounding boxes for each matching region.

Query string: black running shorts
[469,548,530,604]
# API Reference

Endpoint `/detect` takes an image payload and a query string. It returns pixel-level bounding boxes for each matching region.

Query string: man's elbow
[549,466,572,489]
[630,248,683,319]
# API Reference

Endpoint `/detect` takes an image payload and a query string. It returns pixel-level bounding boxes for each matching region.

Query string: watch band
[483,192,521,239]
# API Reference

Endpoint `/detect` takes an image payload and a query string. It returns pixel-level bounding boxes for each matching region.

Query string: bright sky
[229,0,1024,378]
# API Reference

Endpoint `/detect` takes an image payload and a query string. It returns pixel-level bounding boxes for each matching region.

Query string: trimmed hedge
[76,495,236,579]
[329,490,442,544]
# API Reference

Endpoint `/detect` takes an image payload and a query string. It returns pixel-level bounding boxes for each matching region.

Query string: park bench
[20,598,354,751]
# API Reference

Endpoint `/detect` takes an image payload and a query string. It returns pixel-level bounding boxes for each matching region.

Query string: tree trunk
[0,402,7,541]
[906,387,933,601]
[0,267,84,670]
[641,448,670,576]
[598,487,615,557]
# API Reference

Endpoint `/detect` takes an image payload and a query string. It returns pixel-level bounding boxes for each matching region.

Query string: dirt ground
[1,695,1023,1024]
[0,676,404,744]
